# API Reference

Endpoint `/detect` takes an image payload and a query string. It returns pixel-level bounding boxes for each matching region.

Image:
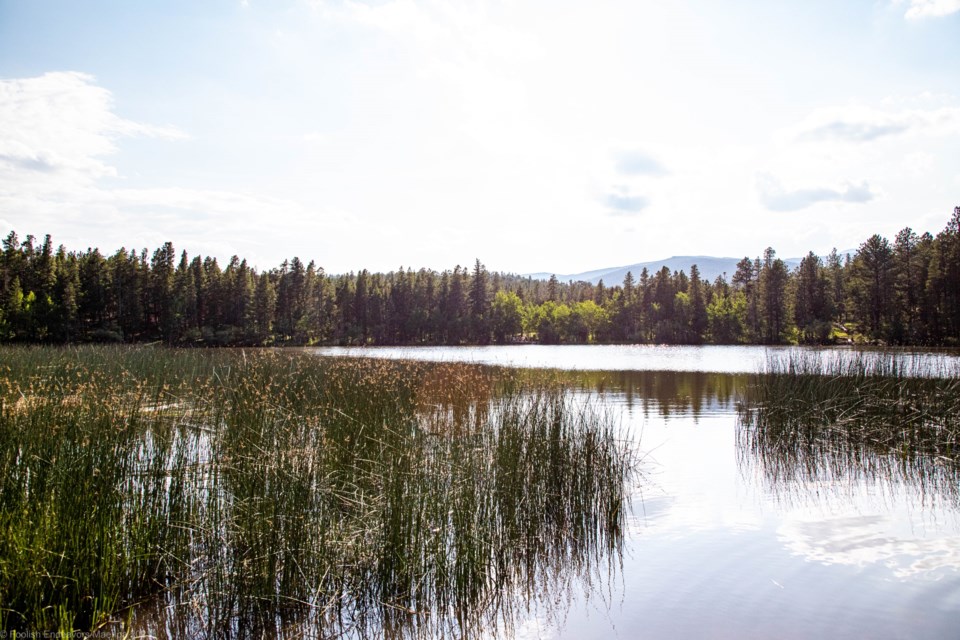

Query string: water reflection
[313,344,960,376]
[325,361,960,639]
[433,368,953,639]
[777,514,960,579]
[736,364,960,510]
[553,370,747,419]
[566,368,960,510]
[540,368,960,640]
[133,362,633,640]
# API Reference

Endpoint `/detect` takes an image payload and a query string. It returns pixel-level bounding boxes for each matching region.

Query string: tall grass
[0,346,634,637]
[738,351,960,503]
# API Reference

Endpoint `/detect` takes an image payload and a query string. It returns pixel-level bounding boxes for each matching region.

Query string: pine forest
[3,207,959,348]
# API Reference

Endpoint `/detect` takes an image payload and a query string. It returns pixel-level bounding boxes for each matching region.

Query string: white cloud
[604,186,650,215]
[311,0,541,62]
[0,180,370,270]
[900,0,960,19]
[614,150,668,176]
[0,72,186,188]
[746,96,958,248]
[0,71,368,269]
[757,174,877,212]
[786,104,960,144]
[779,514,960,577]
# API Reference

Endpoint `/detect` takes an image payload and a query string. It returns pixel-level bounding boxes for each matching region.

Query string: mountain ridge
[526,254,809,286]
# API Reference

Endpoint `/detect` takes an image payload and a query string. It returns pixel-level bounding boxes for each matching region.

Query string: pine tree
[253,271,277,344]
[794,252,831,343]
[173,251,199,342]
[688,265,707,342]
[52,247,80,341]
[759,248,788,344]
[848,234,894,339]
[150,242,176,342]
[469,259,490,343]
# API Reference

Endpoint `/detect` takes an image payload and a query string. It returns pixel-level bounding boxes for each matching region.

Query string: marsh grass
[0,346,633,637]
[738,351,960,503]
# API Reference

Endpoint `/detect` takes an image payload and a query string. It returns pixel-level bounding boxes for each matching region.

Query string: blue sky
[1,0,958,274]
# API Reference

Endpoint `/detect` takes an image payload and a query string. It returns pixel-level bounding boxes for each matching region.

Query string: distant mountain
[527,255,805,286]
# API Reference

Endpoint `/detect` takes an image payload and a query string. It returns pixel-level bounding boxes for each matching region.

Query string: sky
[1,0,958,276]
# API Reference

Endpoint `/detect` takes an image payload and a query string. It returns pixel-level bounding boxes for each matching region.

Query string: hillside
[528,255,807,286]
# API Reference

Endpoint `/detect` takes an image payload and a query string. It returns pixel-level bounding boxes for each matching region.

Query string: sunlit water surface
[313,344,960,376]
[314,345,960,639]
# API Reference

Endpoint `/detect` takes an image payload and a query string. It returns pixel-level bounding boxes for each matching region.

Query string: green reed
[738,351,960,502]
[0,346,633,637]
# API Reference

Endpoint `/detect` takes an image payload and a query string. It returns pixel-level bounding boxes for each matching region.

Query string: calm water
[314,346,960,639]
[312,344,960,376]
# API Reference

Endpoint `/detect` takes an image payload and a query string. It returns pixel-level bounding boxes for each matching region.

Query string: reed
[0,346,634,637]
[738,351,960,502]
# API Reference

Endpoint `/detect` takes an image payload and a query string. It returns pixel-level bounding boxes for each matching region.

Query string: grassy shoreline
[738,352,960,503]
[0,346,634,636]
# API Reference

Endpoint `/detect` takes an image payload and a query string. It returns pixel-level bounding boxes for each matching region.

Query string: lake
[313,343,960,376]
[313,345,960,639]
[6,344,955,637]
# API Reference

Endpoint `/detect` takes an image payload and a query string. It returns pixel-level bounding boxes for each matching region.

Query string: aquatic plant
[738,351,960,503]
[0,346,634,637]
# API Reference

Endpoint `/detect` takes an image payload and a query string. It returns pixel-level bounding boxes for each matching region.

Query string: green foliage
[569,300,608,343]
[0,346,634,636]
[490,290,523,343]
[707,290,747,344]
[739,352,960,497]
[2,206,960,346]
[847,234,894,339]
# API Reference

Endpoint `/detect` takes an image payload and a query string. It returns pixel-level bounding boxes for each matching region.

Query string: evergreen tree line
[2,207,959,347]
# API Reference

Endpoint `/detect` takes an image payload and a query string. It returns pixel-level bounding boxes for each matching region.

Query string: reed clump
[0,346,634,637]
[738,351,960,500]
